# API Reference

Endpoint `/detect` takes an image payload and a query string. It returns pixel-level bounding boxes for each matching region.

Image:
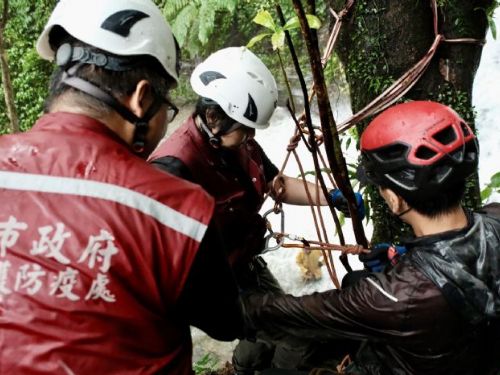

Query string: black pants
[233,258,320,374]
[233,258,360,374]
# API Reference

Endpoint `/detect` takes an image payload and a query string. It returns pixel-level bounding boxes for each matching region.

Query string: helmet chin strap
[198,116,243,149]
[396,207,412,218]
[199,120,222,148]
[61,63,163,154]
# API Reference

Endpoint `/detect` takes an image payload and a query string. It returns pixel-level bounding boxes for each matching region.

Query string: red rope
[336,0,484,134]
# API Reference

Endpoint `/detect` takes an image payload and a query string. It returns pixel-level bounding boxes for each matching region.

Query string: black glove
[329,189,365,220]
[359,243,407,272]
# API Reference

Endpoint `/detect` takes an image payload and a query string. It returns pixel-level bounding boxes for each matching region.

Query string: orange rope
[336,0,485,134]
[261,0,485,290]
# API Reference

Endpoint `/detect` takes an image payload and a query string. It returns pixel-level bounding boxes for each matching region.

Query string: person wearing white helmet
[0,0,243,374]
[149,47,365,374]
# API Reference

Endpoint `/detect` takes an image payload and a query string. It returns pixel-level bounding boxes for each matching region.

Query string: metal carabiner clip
[261,206,285,254]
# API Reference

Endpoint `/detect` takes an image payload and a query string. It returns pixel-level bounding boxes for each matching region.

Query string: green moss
[340,2,405,243]
[345,1,394,109]
[433,83,475,124]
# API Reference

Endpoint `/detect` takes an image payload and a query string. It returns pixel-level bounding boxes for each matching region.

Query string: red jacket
[150,116,269,267]
[0,113,214,374]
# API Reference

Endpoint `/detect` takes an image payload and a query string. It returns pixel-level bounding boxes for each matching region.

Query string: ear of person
[382,188,404,216]
[127,80,152,118]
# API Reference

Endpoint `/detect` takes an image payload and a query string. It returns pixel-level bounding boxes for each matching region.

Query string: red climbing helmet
[360,101,479,199]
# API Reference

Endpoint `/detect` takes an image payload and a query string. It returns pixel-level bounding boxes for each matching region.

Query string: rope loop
[287,134,302,152]
[271,175,286,212]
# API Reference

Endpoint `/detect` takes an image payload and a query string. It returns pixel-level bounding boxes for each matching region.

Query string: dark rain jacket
[244,209,500,374]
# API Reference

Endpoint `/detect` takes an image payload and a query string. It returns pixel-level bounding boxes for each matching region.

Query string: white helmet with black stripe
[36,0,179,83]
[190,47,278,129]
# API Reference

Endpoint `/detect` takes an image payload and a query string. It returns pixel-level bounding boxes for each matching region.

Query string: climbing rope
[336,0,485,134]
[261,0,358,289]
[273,232,365,255]
[262,0,484,289]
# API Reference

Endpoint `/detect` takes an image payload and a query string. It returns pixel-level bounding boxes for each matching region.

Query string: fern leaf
[172,3,198,47]
[163,0,194,18]
[187,16,203,58]
[209,0,238,12]
[198,1,216,45]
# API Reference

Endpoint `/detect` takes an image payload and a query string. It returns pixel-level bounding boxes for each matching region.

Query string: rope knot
[271,175,286,210]
[287,134,301,151]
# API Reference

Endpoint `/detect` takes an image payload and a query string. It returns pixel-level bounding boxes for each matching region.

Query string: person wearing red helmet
[241,101,500,374]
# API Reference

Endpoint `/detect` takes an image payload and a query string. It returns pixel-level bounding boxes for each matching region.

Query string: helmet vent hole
[432,126,457,145]
[374,144,408,162]
[460,121,471,137]
[199,71,226,86]
[244,94,258,122]
[448,148,464,162]
[247,71,264,86]
[415,146,437,160]
[101,10,149,37]
[247,72,257,78]
[433,165,452,183]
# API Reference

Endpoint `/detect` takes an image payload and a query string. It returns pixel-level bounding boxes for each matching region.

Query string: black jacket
[243,209,500,374]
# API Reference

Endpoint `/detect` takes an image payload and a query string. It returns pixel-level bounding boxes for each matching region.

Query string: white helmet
[191,47,278,129]
[36,0,179,82]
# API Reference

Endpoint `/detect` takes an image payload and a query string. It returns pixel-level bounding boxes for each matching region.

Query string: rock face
[192,327,237,364]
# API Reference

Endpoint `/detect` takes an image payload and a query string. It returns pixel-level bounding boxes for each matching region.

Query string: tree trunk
[329,0,491,243]
[0,0,19,134]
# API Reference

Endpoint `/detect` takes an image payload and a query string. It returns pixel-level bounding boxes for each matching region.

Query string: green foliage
[484,0,499,39]
[170,74,197,105]
[433,83,475,124]
[438,0,499,39]
[481,172,500,202]
[160,0,238,58]
[0,0,56,133]
[247,9,321,50]
[193,353,219,375]
[345,2,393,100]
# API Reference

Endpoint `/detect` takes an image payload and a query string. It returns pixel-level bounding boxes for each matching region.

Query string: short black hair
[194,97,229,126]
[389,180,466,218]
[44,28,176,114]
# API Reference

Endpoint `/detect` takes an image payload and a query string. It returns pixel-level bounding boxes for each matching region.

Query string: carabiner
[261,207,285,253]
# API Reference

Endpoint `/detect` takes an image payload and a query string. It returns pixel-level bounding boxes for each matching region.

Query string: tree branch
[291,0,367,248]
[0,0,9,30]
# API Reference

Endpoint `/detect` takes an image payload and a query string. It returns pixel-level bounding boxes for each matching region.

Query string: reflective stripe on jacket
[244,211,500,374]
[0,112,214,375]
